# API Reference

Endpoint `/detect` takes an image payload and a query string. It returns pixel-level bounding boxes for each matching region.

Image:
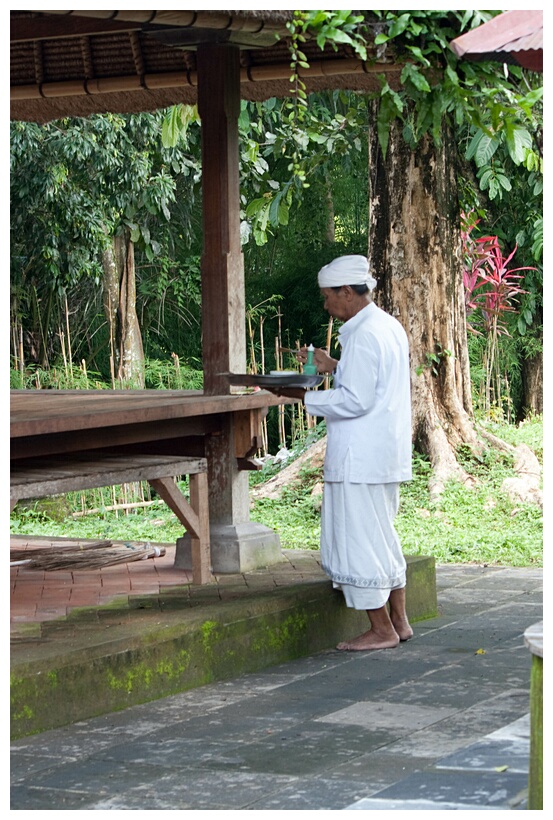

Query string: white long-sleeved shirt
[304,302,412,484]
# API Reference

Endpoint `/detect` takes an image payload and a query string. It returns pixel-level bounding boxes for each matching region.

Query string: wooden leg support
[149,474,211,585]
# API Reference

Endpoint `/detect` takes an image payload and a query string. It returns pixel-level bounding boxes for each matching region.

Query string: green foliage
[10,363,106,391]
[10,358,203,393]
[478,414,543,463]
[397,473,542,566]
[463,117,541,205]
[394,428,542,566]
[142,358,203,391]
[11,110,203,372]
[10,495,186,544]
[241,118,369,364]
[370,11,542,151]
[285,10,368,126]
[260,420,543,567]
[302,10,368,59]
[238,91,370,247]
[415,343,452,377]
[250,495,322,551]
[138,255,202,361]
[11,112,191,285]
[161,104,201,149]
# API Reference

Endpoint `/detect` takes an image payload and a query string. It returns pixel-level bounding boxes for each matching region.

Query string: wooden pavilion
[10,9,404,573]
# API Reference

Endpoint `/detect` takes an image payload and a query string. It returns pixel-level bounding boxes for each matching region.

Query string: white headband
[317,255,377,290]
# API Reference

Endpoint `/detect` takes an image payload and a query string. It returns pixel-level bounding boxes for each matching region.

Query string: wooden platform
[10,389,284,459]
[11,453,211,585]
[10,388,292,575]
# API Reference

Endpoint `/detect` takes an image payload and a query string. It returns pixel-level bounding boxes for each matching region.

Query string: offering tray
[223,372,323,389]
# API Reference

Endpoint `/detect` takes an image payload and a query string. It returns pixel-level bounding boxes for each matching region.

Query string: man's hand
[295,346,338,374]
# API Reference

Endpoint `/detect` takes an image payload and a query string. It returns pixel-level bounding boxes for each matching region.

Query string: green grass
[395,451,542,567]
[250,498,322,551]
[10,496,187,544]
[476,413,544,461]
[11,418,543,568]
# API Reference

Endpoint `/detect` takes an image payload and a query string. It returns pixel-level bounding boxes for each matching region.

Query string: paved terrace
[10,543,542,810]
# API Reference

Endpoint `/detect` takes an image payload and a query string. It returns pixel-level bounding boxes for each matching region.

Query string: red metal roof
[450,10,542,72]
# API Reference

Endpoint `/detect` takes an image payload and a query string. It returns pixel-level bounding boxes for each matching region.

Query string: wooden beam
[11,16,141,42]
[149,474,211,584]
[11,58,406,102]
[233,408,264,459]
[22,10,287,37]
[10,454,207,501]
[188,472,211,584]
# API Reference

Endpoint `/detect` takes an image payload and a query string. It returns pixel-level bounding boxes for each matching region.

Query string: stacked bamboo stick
[10,538,166,570]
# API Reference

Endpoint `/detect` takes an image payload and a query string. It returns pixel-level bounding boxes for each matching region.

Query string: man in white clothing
[272,255,413,651]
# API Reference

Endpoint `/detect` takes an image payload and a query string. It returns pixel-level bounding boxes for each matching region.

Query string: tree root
[251,420,542,510]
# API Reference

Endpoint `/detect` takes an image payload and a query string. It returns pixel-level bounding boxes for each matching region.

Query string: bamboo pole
[324,317,334,390]
[259,314,266,375]
[258,311,269,452]
[294,338,307,440]
[12,322,19,373]
[276,310,285,448]
[247,311,257,375]
[73,499,162,517]
[59,328,69,382]
[108,291,116,388]
[172,352,181,387]
[18,325,25,380]
[275,334,286,449]
[64,292,73,375]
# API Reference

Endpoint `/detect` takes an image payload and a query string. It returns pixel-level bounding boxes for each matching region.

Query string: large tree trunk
[368,101,481,496]
[522,352,543,418]
[102,229,145,387]
[323,171,336,243]
[520,306,543,419]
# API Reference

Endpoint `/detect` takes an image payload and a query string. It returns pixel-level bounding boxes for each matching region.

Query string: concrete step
[11,552,436,739]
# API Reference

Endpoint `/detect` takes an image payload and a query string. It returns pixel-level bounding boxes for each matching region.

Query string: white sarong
[320,481,406,610]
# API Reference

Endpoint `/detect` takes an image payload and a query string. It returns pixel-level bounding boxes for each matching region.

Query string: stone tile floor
[10,559,542,811]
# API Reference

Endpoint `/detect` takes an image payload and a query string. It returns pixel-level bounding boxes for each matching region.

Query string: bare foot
[388,589,413,641]
[336,628,400,652]
[391,616,413,642]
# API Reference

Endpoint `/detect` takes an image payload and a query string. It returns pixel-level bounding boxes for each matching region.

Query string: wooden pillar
[175,43,282,573]
[198,43,245,394]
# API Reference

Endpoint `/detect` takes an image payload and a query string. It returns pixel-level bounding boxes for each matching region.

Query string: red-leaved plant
[461,211,536,415]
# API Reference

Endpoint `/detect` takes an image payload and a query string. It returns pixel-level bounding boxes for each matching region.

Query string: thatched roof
[11,9,404,123]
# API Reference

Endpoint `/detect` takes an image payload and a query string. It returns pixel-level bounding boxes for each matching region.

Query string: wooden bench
[10,452,211,585]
